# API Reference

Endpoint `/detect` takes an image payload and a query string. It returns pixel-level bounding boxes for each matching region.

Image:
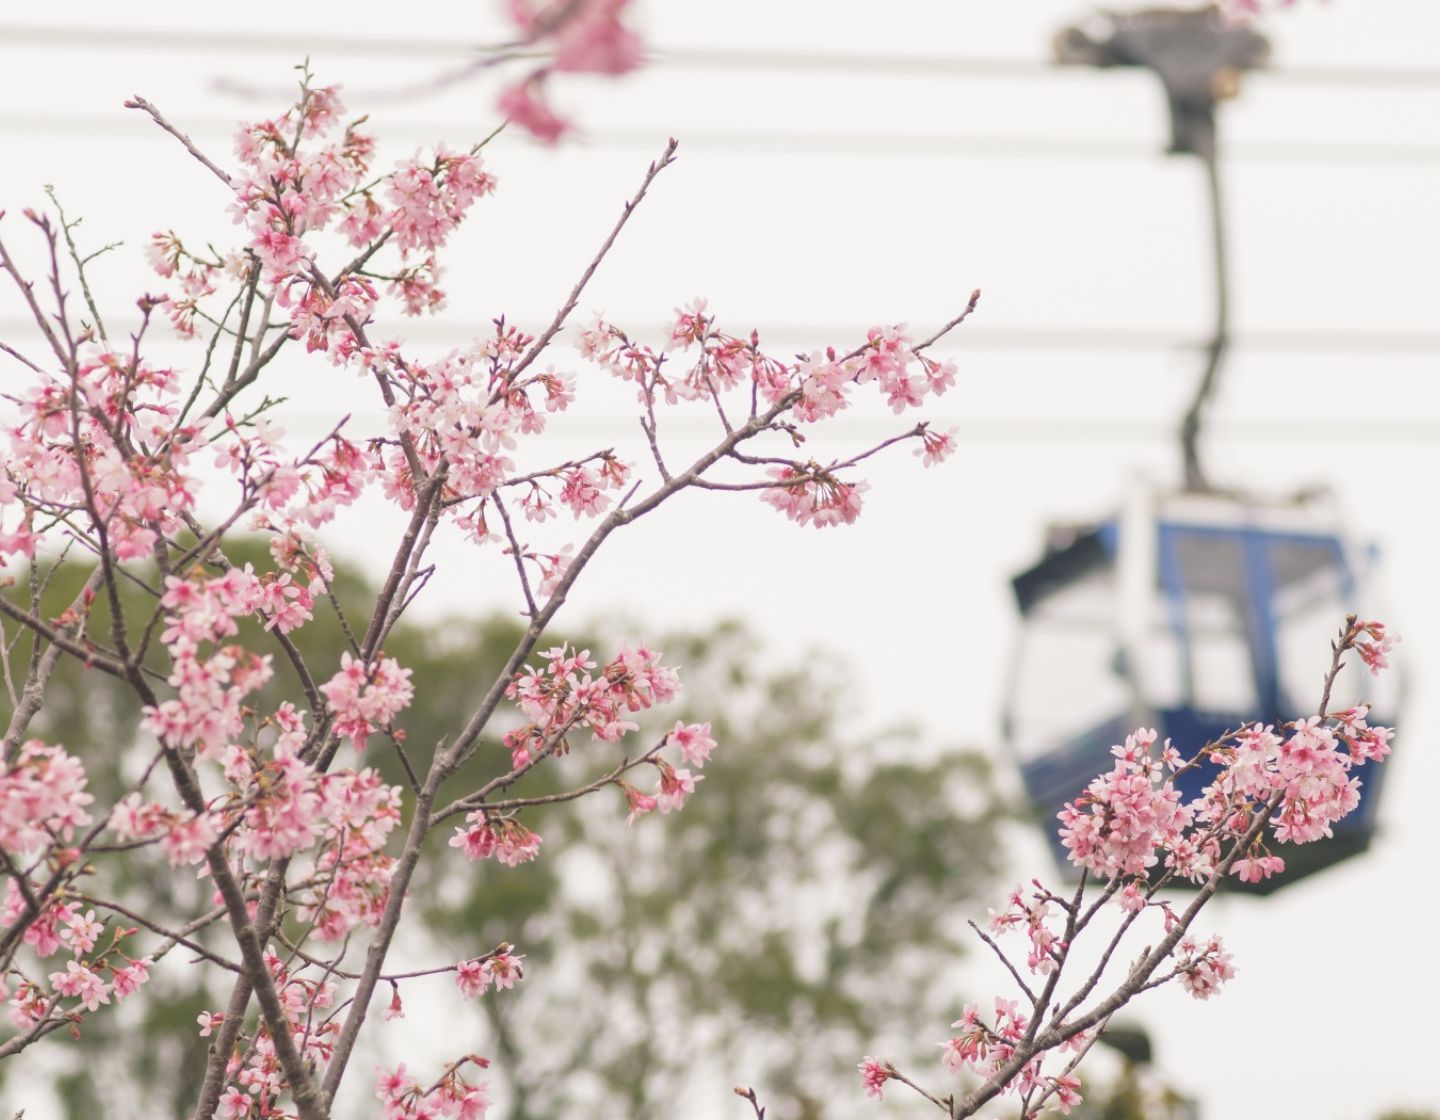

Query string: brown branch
[0,339,44,373]
[0,226,71,370]
[492,492,538,618]
[507,138,679,383]
[913,288,982,353]
[72,894,241,972]
[432,737,666,826]
[0,592,131,682]
[967,920,1038,1006]
[124,97,235,189]
[43,186,110,343]
[189,862,290,1120]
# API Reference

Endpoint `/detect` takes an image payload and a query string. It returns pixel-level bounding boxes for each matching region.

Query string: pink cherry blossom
[0,741,93,856]
[666,721,717,769]
[449,814,543,867]
[218,1086,252,1119]
[320,652,415,751]
[60,909,103,956]
[622,784,659,825]
[1052,1074,1084,1115]
[497,81,570,145]
[111,957,152,999]
[915,426,958,468]
[1176,934,1236,1000]
[161,812,219,867]
[50,959,110,1012]
[858,1057,892,1099]
[455,958,490,1000]
[485,949,524,991]
[655,762,701,814]
[1355,619,1400,675]
[1057,729,1192,879]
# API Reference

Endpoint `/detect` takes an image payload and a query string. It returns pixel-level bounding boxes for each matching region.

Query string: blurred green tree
[422,619,1008,1119]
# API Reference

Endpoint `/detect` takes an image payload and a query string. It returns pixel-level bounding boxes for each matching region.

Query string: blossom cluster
[360,321,626,547]
[619,719,717,823]
[142,568,275,758]
[227,81,494,332]
[1056,728,1192,881]
[1057,685,1394,891]
[377,1059,492,1120]
[505,643,680,757]
[1,886,151,1032]
[449,814,544,868]
[156,89,653,565]
[2,342,193,566]
[451,645,717,864]
[581,302,961,529]
[858,1057,892,1100]
[292,765,405,941]
[507,644,712,817]
[1196,709,1388,852]
[1355,619,1399,675]
[320,652,416,752]
[146,77,495,365]
[453,947,524,1000]
[986,885,1064,976]
[1174,933,1235,1001]
[613,303,957,422]
[0,740,93,857]
[118,698,406,942]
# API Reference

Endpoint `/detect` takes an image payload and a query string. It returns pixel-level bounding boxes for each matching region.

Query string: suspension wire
[2,113,1437,168]
[1181,145,1230,491]
[3,25,1440,89]
[4,316,1440,355]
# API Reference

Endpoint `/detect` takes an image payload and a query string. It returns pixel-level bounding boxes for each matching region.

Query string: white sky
[1,2,1437,1118]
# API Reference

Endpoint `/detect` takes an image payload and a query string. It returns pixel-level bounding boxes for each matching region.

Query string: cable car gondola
[1007,6,1399,892]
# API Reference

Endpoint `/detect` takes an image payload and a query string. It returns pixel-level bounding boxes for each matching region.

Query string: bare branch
[124,97,235,189]
[509,138,680,383]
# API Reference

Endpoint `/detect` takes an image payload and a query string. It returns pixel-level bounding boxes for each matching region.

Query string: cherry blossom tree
[0,3,1398,1119]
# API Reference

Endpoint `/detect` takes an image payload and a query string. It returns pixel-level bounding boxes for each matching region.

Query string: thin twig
[492,493,538,618]
[44,186,110,341]
[124,97,235,189]
[508,138,680,384]
[968,920,1037,1005]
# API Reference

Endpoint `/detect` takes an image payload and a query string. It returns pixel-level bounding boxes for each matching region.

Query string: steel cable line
[157,413,1440,444]
[3,25,1440,88]
[1,111,1436,167]
[3,317,1439,355]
